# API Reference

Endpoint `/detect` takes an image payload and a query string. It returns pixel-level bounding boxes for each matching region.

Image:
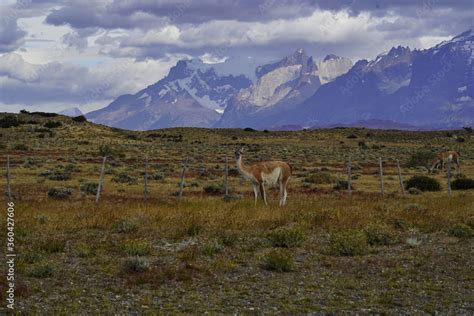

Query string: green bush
[47,170,71,181]
[202,239,224,256]
[0,115,21,128]
[44,121,62,128]
[406,150,437,168]
[80,181,99,195]
[39,239,66,253]
[267,227,305,248]
[112,172,137,184]
[122,240,151,256]
[365,224,398,246]
[124,256,150,273]
[262,249,294,272]
[448,224,473,238]
[304,171,334,184]
[13,143,29,151]
[333,180,352,191]
[405,175,441,192]
[329,230,368,256]
[203,184,226,195]
[113,219,138,233]
[451,178,474,190]
[72,115,87,122]
[28,264,54,278]
[47,187,73,199]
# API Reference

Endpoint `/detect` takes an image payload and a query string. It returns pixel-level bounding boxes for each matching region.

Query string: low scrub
[406,150,437,168]
[267,227,305,248]
[112,172,137,184]
[329,230,368,256]
[124,256,150,273]
[451,178,474,190]
[448,224,473,238]
[43,121,62,129]
[28,264,54,278]
[333,180,353,191]
[113,219,139,233]
[261,249,294,272]
[364,224,398,246]
[203,184,226,195]
[122,240,151,256]
[47,187,73,199]
[304,171,334,184]
[405,175,441,192]
[80,181,99,195]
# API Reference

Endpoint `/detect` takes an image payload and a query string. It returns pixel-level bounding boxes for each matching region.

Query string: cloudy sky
[0,0,472,114]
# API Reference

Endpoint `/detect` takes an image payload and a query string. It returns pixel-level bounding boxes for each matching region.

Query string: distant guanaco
[235,147,292,206]
[430,150,461,172]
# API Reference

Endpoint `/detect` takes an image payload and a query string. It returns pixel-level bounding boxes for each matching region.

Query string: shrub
[74,243,95,258]
[203,184,226,195]
[186,222,202,236]
[364,224,398,246]
[39,239,66,253]
[80,181,99,195]
[13,143,29,151]
[244,127,256,132]
[329,230,368,256]
[406,150,437,168]
[333,180,352,191]
[262,249,294,272]
[304,171,334,184]
[124,256,150,273]
[267,227,305,248]
[47,170,71,181]
[0,115,21,128]
[113,219,138,233]
[112,172,137,184]
[122,240,151,256]
[47,187,73,199]
[347,134,357,139]
[405,175,441,192]
[202,239,224,256]
[43,121,62,129]
[149,172,165,180]
[28,264,54,278]
[31,111,58,117]
[72,115,87,122]
[448,224,473,238]
[452,178,474,190]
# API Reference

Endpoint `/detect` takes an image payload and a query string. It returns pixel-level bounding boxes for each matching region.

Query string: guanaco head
[234,147,245,160]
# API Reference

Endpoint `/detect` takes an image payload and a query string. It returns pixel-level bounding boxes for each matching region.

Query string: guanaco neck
[236,155,255,181]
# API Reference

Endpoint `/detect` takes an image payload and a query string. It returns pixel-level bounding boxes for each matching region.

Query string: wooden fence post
[347,156,352,198]
[224,156,229,196]
[379,157,384,197]
[178,158,188,201]
[6,155,12,201]
[96,156,107,203]
[144,155,149,201]
[396,159,405,196]
[447,158,452,197]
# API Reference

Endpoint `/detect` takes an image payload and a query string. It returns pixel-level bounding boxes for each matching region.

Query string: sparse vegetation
[1,112,472,313]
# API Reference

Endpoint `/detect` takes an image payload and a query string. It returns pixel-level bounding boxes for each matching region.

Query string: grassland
[0,112,473,313]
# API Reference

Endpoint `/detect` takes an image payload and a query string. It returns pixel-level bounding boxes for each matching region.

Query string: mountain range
[87,30,474,130]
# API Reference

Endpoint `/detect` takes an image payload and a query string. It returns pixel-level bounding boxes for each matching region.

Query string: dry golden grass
[0,112,473,313]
